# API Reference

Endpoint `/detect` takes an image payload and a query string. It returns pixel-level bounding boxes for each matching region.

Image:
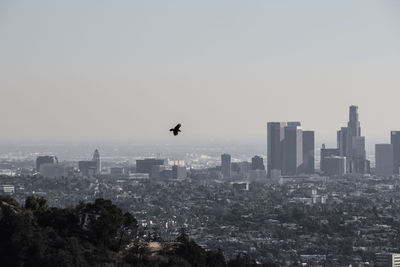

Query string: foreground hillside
[0,196,277,267]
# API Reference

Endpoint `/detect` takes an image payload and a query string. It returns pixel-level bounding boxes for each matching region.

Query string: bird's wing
[175,123,181,130]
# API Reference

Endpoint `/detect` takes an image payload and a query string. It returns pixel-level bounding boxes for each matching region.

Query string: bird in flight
[170,123,182,136]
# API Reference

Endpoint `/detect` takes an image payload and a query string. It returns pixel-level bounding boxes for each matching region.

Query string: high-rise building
[267,122,314,177]
[302,131,315,174]
[337,127,348,156]
[93,149,101,175]
[375,144,394,176]
[282,123,303,175]
[323,156,346,176]
[136,159,165,175]
[221,154,231,178]
[336,105,369,174]
[320,144,339,174]
[391,131,400,174]
[251,156,265,170]
[36,156,58,172]
[348,105,361,136]
[172,165,187,179]
[267,122,286,177]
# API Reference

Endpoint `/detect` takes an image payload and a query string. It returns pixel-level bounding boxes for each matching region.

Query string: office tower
[93,149,101,175]
[391,131,400,174]
[375,253,400,267]
[36,156,58,172]
[336,105,368,174]
[267,122,286,177]
[136,159,165,175]
[172,165,187,179]
[337,127,348,156]
[352,136,366,158]
[282,122,302,175]
[375,144,394,176]
[267,121,314,177]
[251,156,265,170]
[348,105,361,137]
[221,154,231,178]
[302,131,315,174]
[320,144,339,174]
[323,156,346,176]
[348,106,367,173]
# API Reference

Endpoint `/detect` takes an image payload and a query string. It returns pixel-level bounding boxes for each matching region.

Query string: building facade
[375,144,394,176]
[375,253,400,267]
[282,123,303,176]
[302,130,315,174]
[267,122,286,177]
[251,156,265,170]
[391,131,400,174]
[323,156,346,176]
[36,156,58,172]
[136,159,165,175]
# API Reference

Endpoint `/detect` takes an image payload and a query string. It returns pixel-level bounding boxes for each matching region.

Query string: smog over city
[1,1,400,266]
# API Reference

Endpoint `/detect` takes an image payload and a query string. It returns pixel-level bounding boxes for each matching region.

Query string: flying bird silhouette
[170,123,181,136]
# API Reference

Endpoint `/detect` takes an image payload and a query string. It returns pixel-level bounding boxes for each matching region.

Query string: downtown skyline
[1,1,400,143]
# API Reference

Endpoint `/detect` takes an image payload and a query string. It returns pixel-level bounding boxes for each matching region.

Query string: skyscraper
[251,155,265,170]
[323,156,346,176]
[348,105,361,137]
[391,131,400,174]
[268,121,314,177]
[320,144,340,174]
[337,127,348,156]
[267,122,286,177]
[375,144,393,176]
[93,149,101,175]
[282,123,303,175]
[336,105,369,174]
[302,131,315,174]
[221,154,231,178]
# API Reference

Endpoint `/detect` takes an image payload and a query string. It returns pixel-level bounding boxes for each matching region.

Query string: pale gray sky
[0,1,399,146]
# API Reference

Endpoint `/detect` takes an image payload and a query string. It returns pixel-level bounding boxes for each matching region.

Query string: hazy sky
[1,1,400,146]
